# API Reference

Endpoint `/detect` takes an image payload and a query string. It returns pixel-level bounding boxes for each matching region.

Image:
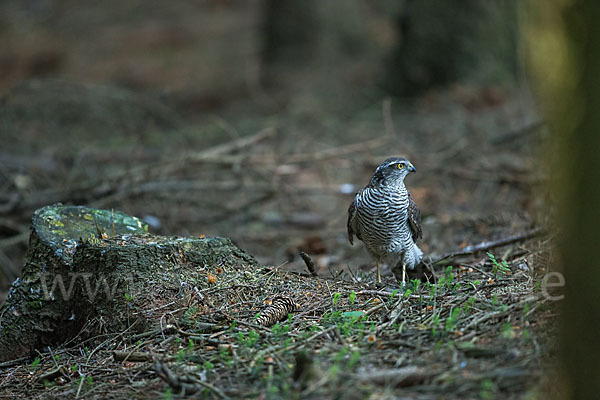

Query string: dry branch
[113,351,154,362]
[351,366,428,387]
[432,228,545,265]
[37,367,66,383]
[154,361,200,396]
[0,128,276,216]
[188,127,276,159]
[491,120,545,145]
[299,251,319,277]
[155,361,228,399]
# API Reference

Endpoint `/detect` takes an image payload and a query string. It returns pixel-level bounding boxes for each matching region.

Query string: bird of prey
[347,157,423,284]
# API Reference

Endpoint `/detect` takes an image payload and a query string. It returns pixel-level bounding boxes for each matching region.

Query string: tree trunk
[0,204,257,362]
[554,1,600,398]
[260,0,318,87]
[524,0,600,398]
[385,0,518,96]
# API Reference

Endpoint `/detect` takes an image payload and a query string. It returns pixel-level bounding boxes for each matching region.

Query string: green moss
[33,204,149,262]
[27,300,44,309]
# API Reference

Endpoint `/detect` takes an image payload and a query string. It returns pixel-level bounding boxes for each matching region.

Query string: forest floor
[0,242,557,399]
[0,77,560,399]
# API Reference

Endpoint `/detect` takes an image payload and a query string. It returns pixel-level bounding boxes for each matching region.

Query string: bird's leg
[402,263,406,286]
[376,262,382,283]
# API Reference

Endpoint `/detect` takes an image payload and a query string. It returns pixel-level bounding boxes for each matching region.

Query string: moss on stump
[0,204,257,362]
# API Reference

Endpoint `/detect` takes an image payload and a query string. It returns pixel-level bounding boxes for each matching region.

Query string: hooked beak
[408,164,416,173]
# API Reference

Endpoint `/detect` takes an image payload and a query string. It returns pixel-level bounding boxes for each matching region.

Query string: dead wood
[37,366,66,383]
[350,366,429,387]
[432,228,545,265]
[299,251,319,277]
[113,351,154,362]
[491,120,545,145]
[0,128,276,217]
[154,361,201,396]
[0,204,257,362]
[155,361,228,399]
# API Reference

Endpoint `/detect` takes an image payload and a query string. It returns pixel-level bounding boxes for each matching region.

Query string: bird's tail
[413,243,424,265]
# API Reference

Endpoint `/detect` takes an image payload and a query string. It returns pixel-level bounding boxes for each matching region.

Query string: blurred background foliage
[0,0,542,290]
[0,0,521,111]
[1,0,596,397]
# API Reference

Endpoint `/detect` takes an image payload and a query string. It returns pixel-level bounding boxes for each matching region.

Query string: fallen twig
[155,361,229,398]
[492,120,545,145]
[190,126,275,159]
[0,356,30,369]
[113,351,154,362]
[250,326,337,368]
[432,228,545,265]
[299,252,319,277]
[37,367,65,383]
[464,296,543,329]
[0,128,277,216]
[349,366,428,387]
[155,361,200,396]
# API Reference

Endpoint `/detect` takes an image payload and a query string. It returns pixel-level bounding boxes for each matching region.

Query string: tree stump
[0,204,257,362]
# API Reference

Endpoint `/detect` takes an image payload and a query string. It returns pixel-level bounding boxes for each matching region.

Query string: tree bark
[524,0,600,398]
[554,2,600,398]
[0,204,257,362]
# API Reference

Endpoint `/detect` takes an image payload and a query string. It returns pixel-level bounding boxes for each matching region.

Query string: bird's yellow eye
[397,163,404,169]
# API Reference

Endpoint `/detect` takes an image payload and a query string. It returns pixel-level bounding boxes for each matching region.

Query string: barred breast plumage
[347,157,423,283]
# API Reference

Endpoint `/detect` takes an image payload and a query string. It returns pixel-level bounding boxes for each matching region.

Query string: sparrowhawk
[347,157,423,284]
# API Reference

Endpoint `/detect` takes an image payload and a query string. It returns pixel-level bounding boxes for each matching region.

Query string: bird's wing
[347,196,359,245]
[407,191,422,241]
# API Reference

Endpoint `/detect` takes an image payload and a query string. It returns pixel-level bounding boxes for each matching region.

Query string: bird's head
[369,157,416,187]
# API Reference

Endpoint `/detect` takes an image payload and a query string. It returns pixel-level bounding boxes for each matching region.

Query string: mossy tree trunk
[524,0,600,398]
[0,205,257,362]
[554,1,600,398]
